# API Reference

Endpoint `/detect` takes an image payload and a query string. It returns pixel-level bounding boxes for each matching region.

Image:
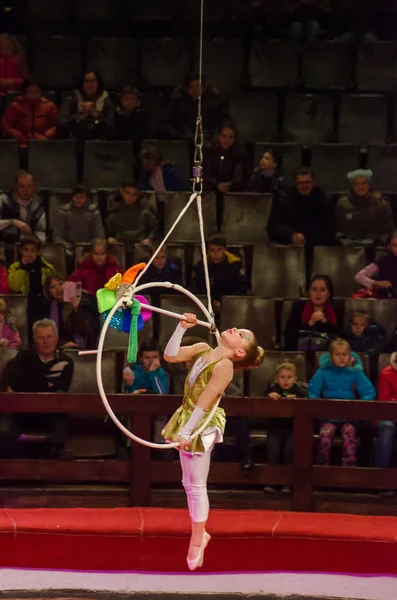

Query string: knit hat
[19,234,42,250]
[347,169,373,183]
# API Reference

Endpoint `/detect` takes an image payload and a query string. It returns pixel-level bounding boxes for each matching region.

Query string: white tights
[180,450,212,523]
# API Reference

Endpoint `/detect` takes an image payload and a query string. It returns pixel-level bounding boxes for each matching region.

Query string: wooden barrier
[1,393,397,511]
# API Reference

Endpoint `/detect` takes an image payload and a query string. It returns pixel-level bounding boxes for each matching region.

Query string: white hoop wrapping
[96,281,221,449]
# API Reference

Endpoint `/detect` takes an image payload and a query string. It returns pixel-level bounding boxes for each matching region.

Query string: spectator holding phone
[68,237,122,296]
[41,273,98,349]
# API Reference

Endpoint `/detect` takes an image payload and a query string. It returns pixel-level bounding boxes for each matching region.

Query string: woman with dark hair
[203,123,250,193]
[41,272,98,349]
[284,274,339,351]
[57,69,114,141]
[0,33,28,96]
[246,148,285,196]
[138,145,184,192]
[1,79,58,147]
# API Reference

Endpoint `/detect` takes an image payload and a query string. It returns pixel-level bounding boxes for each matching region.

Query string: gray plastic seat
[254,143,302,187]
[249,41,298,88]
[251,245,306,298]
[84,141,134,190]
[344,299,397,341]
[163,192,217,242]
[33,36,83,88]
[88,38,138,89]
[283,94,334,144]
[310,144,360,193]
[158,294,210,348]
[74,242,125,270]
[338,95,388,144]
[41,243,68,278]
[141,93,166,136]
[222,193,272,244]
[378,353,392,375]
[0,141,19,191]
[356,42,397,92]
[141,38,190,89]
[28,140,76,191]
[0,295,28,347]
[64,349,120,393]
[229,92,278,143]
[198,39,244,96]
[141,139,191,189]
[301,42,353,89]
[219,296,276,350]
[367,145,397,193]
[312,246,365,297]
[248,351,306,397]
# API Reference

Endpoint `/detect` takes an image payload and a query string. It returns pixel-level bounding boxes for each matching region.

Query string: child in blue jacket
[308,338,376,466]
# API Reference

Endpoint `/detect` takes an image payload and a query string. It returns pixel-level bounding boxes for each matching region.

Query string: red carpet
[1,508,397,574]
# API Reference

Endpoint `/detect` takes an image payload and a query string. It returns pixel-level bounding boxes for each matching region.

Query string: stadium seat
[42,243,68,278]
[249,41,298,88]
[356,42,397,92]
[378,353,391,374]
[229,92,278,143]
[84,141,135,190]
[141,93,166,136]
[74,243,126,270]
[367,145,397,193]
[75,0,124,25]
[141,139,191,190]
[0,295,28,347]
[64,349,120,393]
[158,294,209,348]
[28,0,71,28]
[197,39,244,96]
[140,38,191,89]
[338,94,388,144]
[33,36,83,88]
[88,38,138,89]
[222,193,272,244]
[310,143,360,193]
[312,246,365,297]
[0,141,20,191]
[344,299,397,341]
[283,94,335,144]
[254,143,303,186]
[251,245,306,298]
[127,0,178,33]
[301,42,353,89]
[28,140,77,191]
[180,0,238,34]
[219,296,276,350]
[164,242,187,286]
[248,351,306,397]
[163,192,217,242]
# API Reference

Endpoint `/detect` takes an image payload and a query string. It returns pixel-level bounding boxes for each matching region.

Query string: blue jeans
[374,421,396,468]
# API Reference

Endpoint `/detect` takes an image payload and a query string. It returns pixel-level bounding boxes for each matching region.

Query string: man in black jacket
[0,318,74,458]
[267,167,337,247]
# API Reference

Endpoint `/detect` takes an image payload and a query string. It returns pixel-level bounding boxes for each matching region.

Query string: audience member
[203,124,250,193]
[68,238,121,296]
[284,274,338,351]
[374,352,397,478]
[139,244,183,304]
[192,234,248,315]
[277,0,333,42]
[114,85,149,142]
[334,0,381,44]
[162,73,229,141]
[106,181,158,258]
[1,79,57,147]
[41,273,98,350]
[8,235,55,334]
[336,170,393,247]
[308,339,376,466]
[123,340,170,444]
[58,69,114,141]
[0,251,9,293]
[0,298,21,349]
[0,171,46,264]
[355,230,397,299]
[139,146,184,192]
[246,149,285,197]
[0,33,28,96]
[53,185,104,267]
[268,168,336,247]
[0,319,74,458]
[264,362,307,494]
[343,311,386,357]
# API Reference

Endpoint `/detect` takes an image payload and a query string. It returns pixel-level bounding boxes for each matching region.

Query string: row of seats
[15,36,397,93]
[3,139,397,193]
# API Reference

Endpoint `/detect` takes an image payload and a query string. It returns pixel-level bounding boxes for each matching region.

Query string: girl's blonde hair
[329,338,351,355]
[352,310,370,325]
[275,361,296,378]
[91,237,109,253]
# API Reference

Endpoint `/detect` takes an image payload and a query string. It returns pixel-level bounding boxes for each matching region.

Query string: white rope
[197,194,214,324]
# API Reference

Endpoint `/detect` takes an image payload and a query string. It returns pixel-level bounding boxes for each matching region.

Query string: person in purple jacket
[0,298,21,349]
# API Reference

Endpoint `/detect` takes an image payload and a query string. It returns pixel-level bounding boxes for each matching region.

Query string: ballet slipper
[187,532,211,571]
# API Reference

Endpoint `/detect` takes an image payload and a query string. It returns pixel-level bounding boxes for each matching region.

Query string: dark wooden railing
[1,393,397,511]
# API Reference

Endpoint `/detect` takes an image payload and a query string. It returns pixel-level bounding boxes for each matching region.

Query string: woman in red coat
[68,238,122,296]
[1,78,58,147]
[0,34,28,96]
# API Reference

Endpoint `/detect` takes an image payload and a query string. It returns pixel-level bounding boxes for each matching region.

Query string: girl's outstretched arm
[164,314,210,363]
